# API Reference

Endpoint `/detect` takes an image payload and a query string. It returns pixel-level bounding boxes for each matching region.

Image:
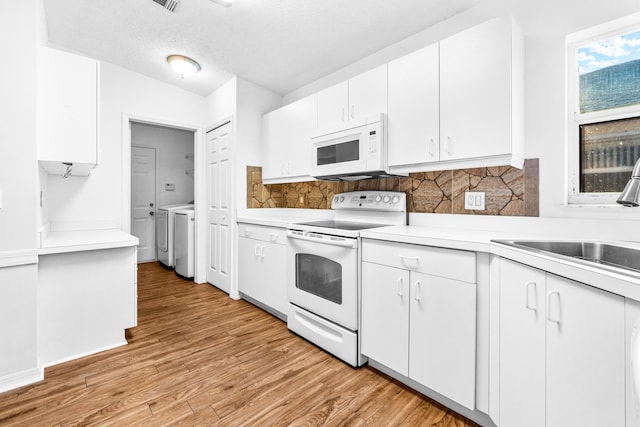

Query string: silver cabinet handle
[414,280,422,301]
[350,105,355,119]
[341,107,345,122]
[397,276,404,297]
[547,291,561,323]
[260,245,265,258]
[525,281,537,311]
[428,138,434,157]
[254,244,260,257]
[446,136,453,155]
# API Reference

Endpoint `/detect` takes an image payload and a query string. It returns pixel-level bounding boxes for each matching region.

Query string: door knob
[149,211,155,216]
[149,202,154,207]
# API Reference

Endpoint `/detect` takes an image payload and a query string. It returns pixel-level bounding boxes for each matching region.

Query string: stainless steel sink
[492,240,640,275]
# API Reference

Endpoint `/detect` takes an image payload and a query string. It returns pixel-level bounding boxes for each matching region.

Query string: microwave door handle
[286,230,357,248]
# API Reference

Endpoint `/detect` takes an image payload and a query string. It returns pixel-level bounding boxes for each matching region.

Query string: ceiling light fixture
[167,55,201,78]
[210,0,235,8]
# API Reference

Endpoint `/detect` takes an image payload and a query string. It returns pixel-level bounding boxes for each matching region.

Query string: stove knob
[339,196,345,203]
[375,195,382,203]
[392,195,400,204]
[383,195,390,203]
[333,196,339,204]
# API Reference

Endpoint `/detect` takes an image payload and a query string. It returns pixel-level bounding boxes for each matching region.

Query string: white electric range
[286,191,407,366]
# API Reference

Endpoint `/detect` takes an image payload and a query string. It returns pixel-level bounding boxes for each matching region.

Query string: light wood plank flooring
[0,262,478,426]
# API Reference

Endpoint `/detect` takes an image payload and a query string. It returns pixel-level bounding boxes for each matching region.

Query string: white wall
[201,77,280,293]
[284,0,640,222]
[45,61,207,232]
[205,77,237,126]
[235,78,282,210]
[0,0,42,392]
[131,123,195,207]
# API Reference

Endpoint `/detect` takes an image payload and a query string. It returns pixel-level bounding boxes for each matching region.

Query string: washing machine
[156,204,193,268]
[174,207,195,279]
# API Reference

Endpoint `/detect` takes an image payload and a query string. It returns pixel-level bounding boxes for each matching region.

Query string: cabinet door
[284,95,317,179]
[238,237,287,314]
[499,259,546,427]
[546,274,625,427]
[409,271,476,410]
[361,261,409,376]
[348,64,388,121]
[317,81,348,129]
[38,47,98,164]
[262,107,288,181]
[262,95,317,182]
[440,16,512,161]
[388,43,440,167]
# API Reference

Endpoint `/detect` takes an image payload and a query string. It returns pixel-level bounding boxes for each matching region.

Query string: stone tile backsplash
[247,159,539,216]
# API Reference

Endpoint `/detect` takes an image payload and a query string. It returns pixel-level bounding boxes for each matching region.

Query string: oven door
[287,230,358,330]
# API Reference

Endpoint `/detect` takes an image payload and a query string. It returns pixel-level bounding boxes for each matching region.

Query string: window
[567,16,640,204]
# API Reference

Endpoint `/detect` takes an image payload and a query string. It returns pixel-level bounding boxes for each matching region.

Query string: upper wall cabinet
[37,47,99,177]
[388,15,525,173]
[439,15,524,168]
[262,94,317,184]
[317,65,387,129]
[388,43,440,168]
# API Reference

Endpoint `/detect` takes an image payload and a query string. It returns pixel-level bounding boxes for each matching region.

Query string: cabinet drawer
[362,239,476,283]
[238,223,287,245]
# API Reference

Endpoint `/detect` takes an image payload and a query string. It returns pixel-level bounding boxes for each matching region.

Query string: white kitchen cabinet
[37,46,99,176]
[237,223,287,317]
[388,43,440,168]
[499,258,625,427]
[316,65,387,129]
[38,246,137,367]
[498,258,546,427]
[361,239,477,410]
[262,94,317,184]
[361,261,409,375]
[439,15,524,169]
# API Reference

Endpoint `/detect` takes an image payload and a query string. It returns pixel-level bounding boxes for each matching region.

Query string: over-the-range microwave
[310,113,405,181]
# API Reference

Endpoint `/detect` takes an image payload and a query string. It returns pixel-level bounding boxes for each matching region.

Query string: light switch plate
[465,191,485,210]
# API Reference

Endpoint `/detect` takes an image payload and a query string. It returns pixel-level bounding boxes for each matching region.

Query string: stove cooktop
[296,220,386,231]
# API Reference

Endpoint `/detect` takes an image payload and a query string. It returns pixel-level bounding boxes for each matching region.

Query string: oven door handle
[287,230,357,248]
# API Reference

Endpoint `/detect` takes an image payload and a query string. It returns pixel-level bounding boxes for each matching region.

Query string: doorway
[130,122,195,264]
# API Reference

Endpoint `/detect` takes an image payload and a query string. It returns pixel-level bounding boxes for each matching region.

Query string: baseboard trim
[0,366,44,394]
[0,249,38,268]
[40,337,128,369]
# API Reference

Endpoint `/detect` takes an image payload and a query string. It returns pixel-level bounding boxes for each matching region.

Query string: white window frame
[566,12,640,205]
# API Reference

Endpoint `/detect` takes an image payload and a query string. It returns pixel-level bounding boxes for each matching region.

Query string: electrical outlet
[464,191,485,210]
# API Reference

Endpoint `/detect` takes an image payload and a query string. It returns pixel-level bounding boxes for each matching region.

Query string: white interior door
[206,122,232,292]
[131,146,156,262]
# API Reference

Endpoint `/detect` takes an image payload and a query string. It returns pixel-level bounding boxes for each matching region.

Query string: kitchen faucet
[617,157,640,207]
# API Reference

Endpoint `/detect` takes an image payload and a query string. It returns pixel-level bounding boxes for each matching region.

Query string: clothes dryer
[174,207,195,279]
[156,204,193,268]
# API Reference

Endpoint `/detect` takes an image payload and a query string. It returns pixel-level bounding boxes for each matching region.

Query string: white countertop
[361,224,640,301]
[39,229,139,255]
[237,208,333,228]
[236,210,640,300]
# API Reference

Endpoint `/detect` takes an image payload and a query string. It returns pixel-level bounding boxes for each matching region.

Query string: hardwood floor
[0,262,478,426]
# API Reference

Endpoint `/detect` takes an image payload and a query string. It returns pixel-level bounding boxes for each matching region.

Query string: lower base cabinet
[237,223,287,316]
[499,257,625,427]
[361,239,477,410]
[38,246,137,367]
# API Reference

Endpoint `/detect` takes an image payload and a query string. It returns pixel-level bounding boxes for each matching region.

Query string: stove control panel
[331,191,406,212]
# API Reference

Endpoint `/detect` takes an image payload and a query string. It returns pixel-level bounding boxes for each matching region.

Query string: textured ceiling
[43,0,479,97]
